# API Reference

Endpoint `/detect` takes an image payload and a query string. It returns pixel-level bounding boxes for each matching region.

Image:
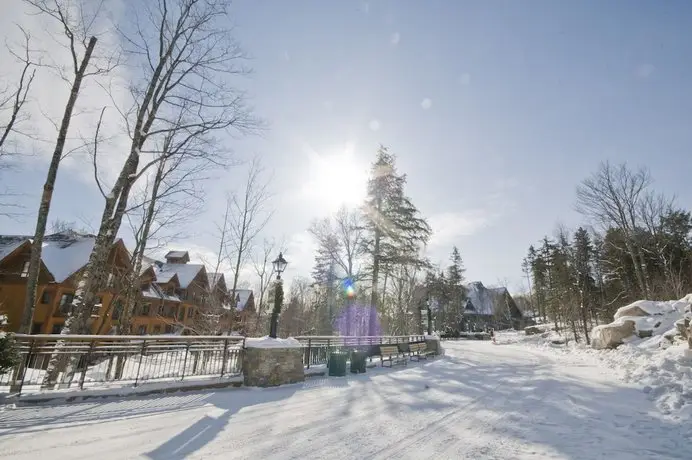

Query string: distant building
[462,281,526,331]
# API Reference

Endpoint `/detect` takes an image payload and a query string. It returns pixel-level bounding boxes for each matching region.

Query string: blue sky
[2,0,692,293]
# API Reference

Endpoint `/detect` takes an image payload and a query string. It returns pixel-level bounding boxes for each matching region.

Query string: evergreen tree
[362,146,431,335]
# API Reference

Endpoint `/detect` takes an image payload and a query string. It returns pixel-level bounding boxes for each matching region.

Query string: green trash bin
[328,351,348,377]
[350,351,367,374]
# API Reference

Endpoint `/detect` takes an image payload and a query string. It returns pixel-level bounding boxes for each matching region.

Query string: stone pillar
[243,340,305,387]
[424,335,442,356]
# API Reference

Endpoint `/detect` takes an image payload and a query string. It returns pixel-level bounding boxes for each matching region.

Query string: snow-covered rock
[592,298,692,349]
[244,336,303,349]
[591,319,636,349]
[613,300,659,320]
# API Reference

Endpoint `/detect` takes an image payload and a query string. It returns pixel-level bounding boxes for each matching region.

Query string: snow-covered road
[1,341,689,459]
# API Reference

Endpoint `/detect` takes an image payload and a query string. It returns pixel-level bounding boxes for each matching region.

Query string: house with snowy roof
[0,231,131,334]
[462,281,526,331]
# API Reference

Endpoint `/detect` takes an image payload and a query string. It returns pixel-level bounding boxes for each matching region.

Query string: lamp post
[426,298,433,335]
[268,252,288,339]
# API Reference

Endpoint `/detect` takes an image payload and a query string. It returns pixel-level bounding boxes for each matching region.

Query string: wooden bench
[408,342,433,361]
[379,345,408,368]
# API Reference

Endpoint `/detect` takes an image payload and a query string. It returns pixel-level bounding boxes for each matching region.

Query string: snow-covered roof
[41,232,97,283]
[235,289,253,311]
[465,281,497,316]
[155,263,204,289]
[142,282,181,302]
[0,236,27,263]
[209,272,224,287]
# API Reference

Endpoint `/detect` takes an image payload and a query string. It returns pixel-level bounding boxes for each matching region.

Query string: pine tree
[446,247,467,330]
[362,146,431,335]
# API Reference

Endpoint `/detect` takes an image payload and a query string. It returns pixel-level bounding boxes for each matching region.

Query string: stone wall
[425,337,442,355]
[243,347,305,387]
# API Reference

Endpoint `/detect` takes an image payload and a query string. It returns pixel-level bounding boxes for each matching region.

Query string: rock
[591,320,636,349]
[675,318,690,339]
[524,326,543,335]
[614,301,653,320]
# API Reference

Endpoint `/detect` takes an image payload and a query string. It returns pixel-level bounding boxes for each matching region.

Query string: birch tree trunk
[20,36,97,334]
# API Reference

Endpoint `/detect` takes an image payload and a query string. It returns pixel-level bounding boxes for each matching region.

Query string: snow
[245,336,303,349]
[464,281,497,315]
[1,341,688,459]
[0,236,26,262]
[235,289,253,311]
[500,305,692,420]
[41,235,96,282]
[156,263,203,289]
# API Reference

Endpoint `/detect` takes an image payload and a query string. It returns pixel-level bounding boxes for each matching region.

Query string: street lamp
[426,298,433,335]
[268,252,288,338]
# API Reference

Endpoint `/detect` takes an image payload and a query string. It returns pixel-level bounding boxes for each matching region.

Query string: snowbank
[244,336,303,349]
[498,295,692,419]
[424,334,440,341]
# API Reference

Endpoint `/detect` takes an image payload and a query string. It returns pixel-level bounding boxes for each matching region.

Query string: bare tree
[20,0,115,334]
[116,124,212,335]
[251,237,285,335]
[576,162,652,298]
[62,0,258,339]
[225,158,272,315]
[0,25,36,161]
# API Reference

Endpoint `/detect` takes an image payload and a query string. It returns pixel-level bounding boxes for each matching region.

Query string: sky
[2,0,692,294]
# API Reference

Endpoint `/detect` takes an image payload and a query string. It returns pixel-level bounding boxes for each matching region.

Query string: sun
[301,144,369,211]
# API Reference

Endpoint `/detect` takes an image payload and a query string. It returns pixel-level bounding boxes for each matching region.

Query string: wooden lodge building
[0,231,255,335]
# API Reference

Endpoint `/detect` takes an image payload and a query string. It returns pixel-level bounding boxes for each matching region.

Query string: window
[177,307,184,321]
[187,307,194,318]
[152,325,161,334]
[59,293,74,314]
[107,273,115,288]
[138,325,147,335]
[165,325,173,334]
[51,324,63,334]
[40,290,52,304]
[95,296,103,306]
[163,305,175,317]
[20,261,30,277]
[31,323,43,334]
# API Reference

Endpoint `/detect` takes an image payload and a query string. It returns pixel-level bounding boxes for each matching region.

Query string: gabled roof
[209,272,224,287]
[464,281,497,316]
[155,262,204,289]
[0,236,29,264]
[235,289,253,311]
[40,232,98,283]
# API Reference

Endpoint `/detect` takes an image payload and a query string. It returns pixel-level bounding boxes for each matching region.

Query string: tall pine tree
[362,146,431,334]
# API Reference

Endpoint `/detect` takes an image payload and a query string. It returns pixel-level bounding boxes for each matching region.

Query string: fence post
[78,339,97,390]
[181,342,191,381]
[10,337,34,396]
[220,338,229,377]
[306,338,311,369]
[134,340,147,387]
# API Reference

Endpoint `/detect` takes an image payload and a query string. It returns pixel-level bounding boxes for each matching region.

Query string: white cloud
[428,210,491,248]
[369,119,381,131]
[421,98,432,110]
[390,32,401,45]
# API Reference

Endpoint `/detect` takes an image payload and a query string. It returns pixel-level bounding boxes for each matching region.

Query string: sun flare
[302,144,368,211]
